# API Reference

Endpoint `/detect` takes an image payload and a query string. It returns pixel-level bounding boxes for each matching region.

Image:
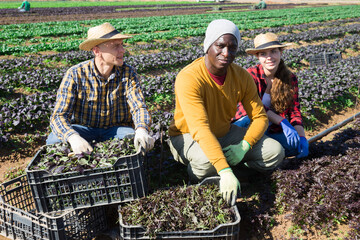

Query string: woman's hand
[280,118,300,149]
[297,136,309,158]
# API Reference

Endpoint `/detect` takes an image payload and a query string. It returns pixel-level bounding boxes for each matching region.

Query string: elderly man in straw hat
[233,32,309,159]
[167,19,285,205]
[47,22,154,154]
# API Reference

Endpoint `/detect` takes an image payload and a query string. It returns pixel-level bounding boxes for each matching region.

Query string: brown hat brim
[245,43,292,55]
[79,33,132,51]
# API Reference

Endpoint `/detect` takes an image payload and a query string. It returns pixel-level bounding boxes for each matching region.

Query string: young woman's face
[256,48,282,73]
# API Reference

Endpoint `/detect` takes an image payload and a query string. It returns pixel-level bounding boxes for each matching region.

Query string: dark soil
[0,3,321,25]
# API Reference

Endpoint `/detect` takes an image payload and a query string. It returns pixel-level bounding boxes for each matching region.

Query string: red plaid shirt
[233,64,303,133]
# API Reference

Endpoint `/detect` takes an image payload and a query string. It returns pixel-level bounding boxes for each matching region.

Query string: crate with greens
[26,137,148,213]
[119,176,241,239]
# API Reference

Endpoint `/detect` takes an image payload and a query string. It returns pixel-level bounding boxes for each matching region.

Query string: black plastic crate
[118,176,241,239]
[0,175,107,240]
[308,51,342,66]
[26,148,147,213]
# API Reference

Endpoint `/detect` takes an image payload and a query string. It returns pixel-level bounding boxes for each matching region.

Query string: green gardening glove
[223,140,251,166]
[218,168,241,205]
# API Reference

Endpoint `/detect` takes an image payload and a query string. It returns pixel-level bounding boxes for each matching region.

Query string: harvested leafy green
[120,184,235,238]
[30,137,137,174]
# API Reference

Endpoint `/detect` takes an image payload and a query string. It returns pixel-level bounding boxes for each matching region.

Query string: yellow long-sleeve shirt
[169,57,268,172]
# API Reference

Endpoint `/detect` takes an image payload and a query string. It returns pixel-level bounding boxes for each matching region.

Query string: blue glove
[296,136,309,158]
[280,119,300,149]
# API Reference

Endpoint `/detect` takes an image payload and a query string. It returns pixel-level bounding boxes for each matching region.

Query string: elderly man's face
[205,34,237,76]
[96,39,125,67]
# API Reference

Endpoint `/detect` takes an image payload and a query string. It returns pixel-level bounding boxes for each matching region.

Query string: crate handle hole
[5,182,23,193]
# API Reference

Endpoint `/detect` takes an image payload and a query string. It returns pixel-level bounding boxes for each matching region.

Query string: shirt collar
[90,58,101,79]
[90,58,121,81]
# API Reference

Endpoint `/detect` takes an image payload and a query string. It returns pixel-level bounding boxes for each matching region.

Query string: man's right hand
[218,168,241,205]
[68,133,93,154]
[134,128,155,152]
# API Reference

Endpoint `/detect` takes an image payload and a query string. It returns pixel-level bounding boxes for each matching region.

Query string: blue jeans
[233,115,299,157]
[46,124,135,145]
[265,131,299,157]
[232,116,251,129]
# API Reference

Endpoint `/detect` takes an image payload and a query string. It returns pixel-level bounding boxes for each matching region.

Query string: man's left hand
[223,140,251,166]
[134,128,155,152]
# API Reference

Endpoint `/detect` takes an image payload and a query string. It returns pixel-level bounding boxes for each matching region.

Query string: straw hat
[79,22,132,51]
[245,32,292,55]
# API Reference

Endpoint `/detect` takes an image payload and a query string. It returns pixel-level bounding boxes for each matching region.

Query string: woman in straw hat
[233,32,309,159]
[168,20,285,205]
[47,22,154,154]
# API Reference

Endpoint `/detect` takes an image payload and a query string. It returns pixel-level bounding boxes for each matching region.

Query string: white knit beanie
[203,19,241,53]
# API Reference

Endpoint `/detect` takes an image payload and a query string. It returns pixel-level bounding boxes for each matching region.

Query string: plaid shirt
[234,64,303,133]
[50,59,151,141]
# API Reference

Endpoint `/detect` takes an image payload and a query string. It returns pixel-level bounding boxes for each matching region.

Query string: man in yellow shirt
[168,19,284,205]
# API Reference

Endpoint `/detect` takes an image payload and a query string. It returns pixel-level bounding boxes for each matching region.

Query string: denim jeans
[265,131,299,157]
[46,124,135,145]
[232,115,251,128]
[233,115,299,157]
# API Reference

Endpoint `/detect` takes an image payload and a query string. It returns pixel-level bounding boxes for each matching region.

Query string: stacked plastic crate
[308,51,342,67]
[0,147,147,240]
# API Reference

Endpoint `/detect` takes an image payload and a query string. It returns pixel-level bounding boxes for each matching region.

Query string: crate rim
[25,145,144,176]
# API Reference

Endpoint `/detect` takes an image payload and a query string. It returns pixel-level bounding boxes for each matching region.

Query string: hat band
[255,41,282,49]
[100,29,120,39]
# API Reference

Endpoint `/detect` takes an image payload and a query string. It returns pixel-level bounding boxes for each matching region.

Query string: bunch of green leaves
[120,184,235,238]
[30,137,137,174]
